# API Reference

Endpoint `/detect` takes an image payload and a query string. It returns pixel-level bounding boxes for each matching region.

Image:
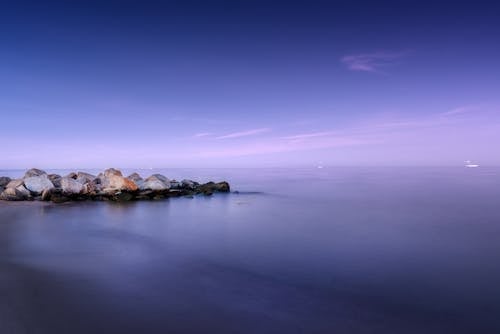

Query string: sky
[1,0,500,168]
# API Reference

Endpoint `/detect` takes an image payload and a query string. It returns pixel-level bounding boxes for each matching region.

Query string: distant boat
[465,160,479,168]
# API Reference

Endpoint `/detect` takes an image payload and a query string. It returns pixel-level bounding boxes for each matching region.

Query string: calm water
[1,167,500,333]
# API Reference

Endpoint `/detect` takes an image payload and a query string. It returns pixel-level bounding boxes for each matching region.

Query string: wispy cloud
[216,128,271,139]
[441,105,479,116]
[193,132,213,138]
[281,131,337,140]
[341,51,407,73]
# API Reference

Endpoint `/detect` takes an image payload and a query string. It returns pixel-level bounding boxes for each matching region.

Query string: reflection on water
[1,167,500,333]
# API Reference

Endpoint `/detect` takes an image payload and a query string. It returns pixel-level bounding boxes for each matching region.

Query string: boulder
[140,179,169,191]
[127,173,144,189]
[169,181,181,189]
[65,172,77,179]
[127,173,143,182]
[61,177,84,195]
[197,181,230,195]
[145,174,169,184]
[82,180,102,196]
[214,181,230,192]
[50,189,70,203]
[104,168,123,178]
[76,172,96,184]
[48,174,62,187]
[24,175,55,195]
[181,179,199,190]
[41,188,52,201]
[16,185,31,198]
[6,179,24,189]
[100,169,138,192]
[0,176,11,187]
[0,187,29,201]
[24,168,47,178]
[112,192,135,202]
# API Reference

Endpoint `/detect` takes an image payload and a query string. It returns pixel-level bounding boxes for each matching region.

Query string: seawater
[1,167,500,333]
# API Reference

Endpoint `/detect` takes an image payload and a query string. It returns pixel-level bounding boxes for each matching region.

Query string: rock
[24,168,47,178]
[0,187,29,201]
[104,168,123,178]
[6,179,24,189]
[82,180,102,196]
[127,173,143,182]
[41,188,52,201]
[76,172,96,184]
[50,189,70,203]
[196,181,230,195]
[145,174,169,184]
[65,172,77,179]
[169,181,181,189]
[23,175,54,195]
[127,173,144,189]
[0,176,11,187]
[181,179,198,190]
[61,177,84,195]
[112,192,135,202]
[168,189,182,197]
[215,181,230,192]
[140,179,169,191]
[0,168,230,202]
[48,174,62,187]
[16,185,31,198]
[100,168,138,192]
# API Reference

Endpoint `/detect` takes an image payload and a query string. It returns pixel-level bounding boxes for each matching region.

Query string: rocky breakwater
[0,168,230,203]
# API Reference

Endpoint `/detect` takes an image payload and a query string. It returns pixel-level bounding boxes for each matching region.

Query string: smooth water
[1,167,500,333]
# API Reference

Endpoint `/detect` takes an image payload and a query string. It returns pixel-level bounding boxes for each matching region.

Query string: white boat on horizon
[465,160,479,168]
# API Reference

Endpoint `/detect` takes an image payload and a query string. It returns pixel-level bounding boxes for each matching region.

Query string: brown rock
[0,187,28,201]
[6,179,24,189]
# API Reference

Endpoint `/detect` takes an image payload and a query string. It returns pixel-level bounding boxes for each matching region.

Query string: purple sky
[1,1,500,168]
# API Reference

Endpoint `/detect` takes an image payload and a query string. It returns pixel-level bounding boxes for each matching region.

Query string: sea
[1,167,500,333]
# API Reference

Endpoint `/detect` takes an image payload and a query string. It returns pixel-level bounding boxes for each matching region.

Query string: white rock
[61,177,84,194]
[24,175,54,195]
[140,179,169,191]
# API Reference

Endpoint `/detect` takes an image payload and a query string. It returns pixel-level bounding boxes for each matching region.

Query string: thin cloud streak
[341,51,407,73]
[441,105,479,116]
[216,128,271,139]
[281,131,337,140]
[193,132,213,138]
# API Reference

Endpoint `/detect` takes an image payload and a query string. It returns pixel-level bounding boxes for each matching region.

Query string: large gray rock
[127,173,143,182]
[0,176,11,187]
[48,174,62,188]
[76,172,96,184]
[24,168,47,178]
[61,177,84,195]
[145,174,169,184]
[24,175,54,195]
[140,179,169,191]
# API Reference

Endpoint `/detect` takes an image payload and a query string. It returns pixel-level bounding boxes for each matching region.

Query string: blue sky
[1,1,500,168]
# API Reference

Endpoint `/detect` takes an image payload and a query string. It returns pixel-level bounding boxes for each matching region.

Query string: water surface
[1,167,500,333]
